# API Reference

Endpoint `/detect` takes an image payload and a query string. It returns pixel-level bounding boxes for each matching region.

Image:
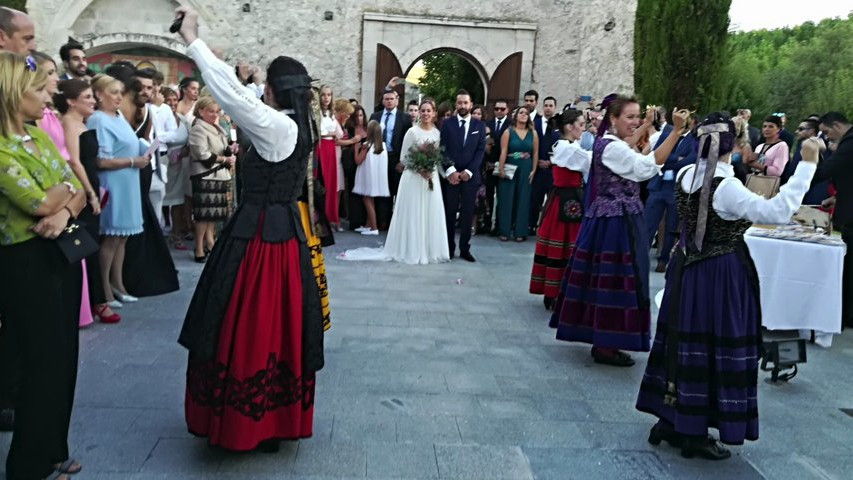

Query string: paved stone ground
[2,230,853,479]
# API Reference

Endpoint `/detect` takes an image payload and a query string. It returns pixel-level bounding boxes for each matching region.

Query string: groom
[441,89,486,262]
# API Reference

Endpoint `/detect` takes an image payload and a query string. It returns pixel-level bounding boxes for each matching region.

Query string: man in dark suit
[817,112,853,328]
[528,96,561,234]
[59,38,88,81]
[370,89,412,228]
[485,100,511,234]
[441,90,486,262]
[644,114,698,272]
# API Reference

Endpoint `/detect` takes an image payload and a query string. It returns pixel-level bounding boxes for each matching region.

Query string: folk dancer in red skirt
[173,8,326,452]
[530,109,591,310]
[550,95,689,367]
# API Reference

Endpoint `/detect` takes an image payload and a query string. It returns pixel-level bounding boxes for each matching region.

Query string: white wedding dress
[339,125,450,264]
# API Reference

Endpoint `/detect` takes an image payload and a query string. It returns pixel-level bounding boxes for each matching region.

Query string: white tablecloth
[744,228,846,346]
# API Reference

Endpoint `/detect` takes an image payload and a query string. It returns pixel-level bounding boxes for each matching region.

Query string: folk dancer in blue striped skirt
[636,113,822,459]
[549,95,688,366]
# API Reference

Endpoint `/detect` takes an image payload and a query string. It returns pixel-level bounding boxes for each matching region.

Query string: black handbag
[556,187,584,223]
[56,221,99,263]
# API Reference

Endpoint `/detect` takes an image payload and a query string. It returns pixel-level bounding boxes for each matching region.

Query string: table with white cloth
[744,227,846,347]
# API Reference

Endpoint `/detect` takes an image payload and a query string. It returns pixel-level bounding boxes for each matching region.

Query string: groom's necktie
[460,119,466,147]
[495,118,502,133]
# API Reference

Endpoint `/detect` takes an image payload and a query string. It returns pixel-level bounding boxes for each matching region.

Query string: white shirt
[186,39,297,162]
[444,114,474,178]
[677,160,816,223]
[551,139,592,182]
[601,133,661,182]
[151,103,188,152]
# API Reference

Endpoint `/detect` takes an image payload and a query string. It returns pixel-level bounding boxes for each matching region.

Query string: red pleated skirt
[529,197,582,298]
[184,224,315,451]
[318,138,339,223]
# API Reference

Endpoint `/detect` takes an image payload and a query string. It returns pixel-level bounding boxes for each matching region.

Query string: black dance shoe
[256,439,280,453]
[591,348,635,367]
[543,296,555,311]
[647,421,682,448]
[681,435,732,460]
[0,408,13,432]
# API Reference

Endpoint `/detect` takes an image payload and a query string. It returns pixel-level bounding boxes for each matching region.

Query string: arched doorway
[361,13,536,111]
[404,48,487,108]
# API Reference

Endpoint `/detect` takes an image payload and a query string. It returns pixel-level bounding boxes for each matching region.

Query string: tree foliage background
[418,52,485,107]
[635,0,853,125]
[2,0,27,11]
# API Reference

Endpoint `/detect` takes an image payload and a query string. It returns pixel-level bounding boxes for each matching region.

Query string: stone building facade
[26,0,637,107]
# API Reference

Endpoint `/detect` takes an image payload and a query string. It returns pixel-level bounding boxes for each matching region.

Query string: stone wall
[26,0,637,105]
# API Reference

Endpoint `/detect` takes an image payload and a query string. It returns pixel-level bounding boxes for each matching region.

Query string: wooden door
[374,44,404,112]
[487,52,523,109]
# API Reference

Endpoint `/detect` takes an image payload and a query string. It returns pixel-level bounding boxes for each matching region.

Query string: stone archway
[82,33,188,57]
[360,12,536,109]
[403,47,490,103]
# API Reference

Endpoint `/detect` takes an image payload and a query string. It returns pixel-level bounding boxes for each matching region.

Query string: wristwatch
[62,181,77,195]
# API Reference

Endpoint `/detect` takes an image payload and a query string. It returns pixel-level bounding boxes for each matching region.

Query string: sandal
[54,459,82,475]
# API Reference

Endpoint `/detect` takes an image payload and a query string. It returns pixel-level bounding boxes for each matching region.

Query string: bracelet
[130,157,135,168]
[63,206,75,220]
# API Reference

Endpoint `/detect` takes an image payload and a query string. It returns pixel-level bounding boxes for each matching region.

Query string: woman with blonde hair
[0,51,87,480]
[86,74,150,312]
[333,97,361,223]
[317,85,340,228]
[731,116,753,182]
[188,95,234,262]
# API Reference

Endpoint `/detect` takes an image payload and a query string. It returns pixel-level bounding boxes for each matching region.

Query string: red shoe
[94,304,121,324]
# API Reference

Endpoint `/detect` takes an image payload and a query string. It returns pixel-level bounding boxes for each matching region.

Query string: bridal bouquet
[407,141,444,191]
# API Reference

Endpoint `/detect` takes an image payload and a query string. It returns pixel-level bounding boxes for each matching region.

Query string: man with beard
[105,62,180,298]
[59,39,89,81]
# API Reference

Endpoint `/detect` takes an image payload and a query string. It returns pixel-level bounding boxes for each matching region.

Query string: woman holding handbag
[745,115,789,178]
[497,106,539,241]
[188,95,235,262]
[0,52,87,480]
[529,109,591,311]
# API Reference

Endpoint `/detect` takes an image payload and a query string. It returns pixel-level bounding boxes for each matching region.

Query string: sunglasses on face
[494,107,507,111]
[797,127,813,131]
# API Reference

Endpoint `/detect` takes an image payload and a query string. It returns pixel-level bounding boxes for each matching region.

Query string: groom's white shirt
[444,113,474,179]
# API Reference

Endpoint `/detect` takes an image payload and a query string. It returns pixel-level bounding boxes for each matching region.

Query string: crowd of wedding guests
[2,3,852,476]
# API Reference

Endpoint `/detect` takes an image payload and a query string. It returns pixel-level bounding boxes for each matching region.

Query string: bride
[340,99,450,264]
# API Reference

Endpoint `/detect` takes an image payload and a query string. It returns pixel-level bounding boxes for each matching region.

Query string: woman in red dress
[317,85,340,228]
[530,109,592,310]
[173,8,325,452]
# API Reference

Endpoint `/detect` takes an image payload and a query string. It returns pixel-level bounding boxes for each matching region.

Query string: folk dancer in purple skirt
[636,113,822,459]
[550,95,688,366]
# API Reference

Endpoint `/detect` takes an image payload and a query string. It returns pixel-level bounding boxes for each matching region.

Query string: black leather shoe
[655,260,667,273]
[449,251,455,260]
[256,439,281,453]
[460,251,476,262]
[0,408,14,432]
[681,436,732,460]
[543,296,555,311]
[648,421,681,448]
[591,348,635,367]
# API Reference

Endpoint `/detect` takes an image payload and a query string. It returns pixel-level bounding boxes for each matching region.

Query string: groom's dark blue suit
[441,115,486,256]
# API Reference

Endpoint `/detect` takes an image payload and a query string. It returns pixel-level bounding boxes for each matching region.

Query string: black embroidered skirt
[191,178,231,222]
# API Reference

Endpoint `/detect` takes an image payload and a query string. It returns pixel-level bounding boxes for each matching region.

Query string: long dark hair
[513,106,534,130]
[266,55,313,161]
[178,77,198,101]
[346,104,367,131]
[557,109,584,138]
[54,78,90,115]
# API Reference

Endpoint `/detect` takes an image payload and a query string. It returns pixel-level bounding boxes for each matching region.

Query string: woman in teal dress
[497,106,539,241]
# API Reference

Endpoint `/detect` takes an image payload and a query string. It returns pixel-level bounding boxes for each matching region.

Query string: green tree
[418,52,484,107]
[635,0,732,112]
[1,0,27,12]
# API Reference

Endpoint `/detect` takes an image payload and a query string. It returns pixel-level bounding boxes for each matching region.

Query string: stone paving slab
[2,230,853,479]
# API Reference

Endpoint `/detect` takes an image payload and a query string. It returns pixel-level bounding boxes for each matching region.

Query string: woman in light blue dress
[86,74,147,314]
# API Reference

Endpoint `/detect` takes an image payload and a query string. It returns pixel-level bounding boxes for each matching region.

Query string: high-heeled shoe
[112,287,138,303]
[94,304,121,324]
